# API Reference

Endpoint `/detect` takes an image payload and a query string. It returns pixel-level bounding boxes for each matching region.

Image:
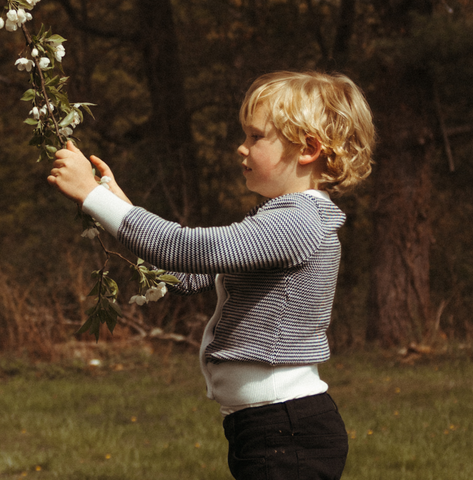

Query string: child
[48,70,375,480]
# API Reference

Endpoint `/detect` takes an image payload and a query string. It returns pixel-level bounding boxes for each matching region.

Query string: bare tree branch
[433,83,455,172]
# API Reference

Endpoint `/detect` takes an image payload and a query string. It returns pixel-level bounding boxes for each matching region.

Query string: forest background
[0,0,472,360]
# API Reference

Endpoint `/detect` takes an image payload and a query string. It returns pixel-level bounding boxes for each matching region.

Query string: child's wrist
[79,183,101,207]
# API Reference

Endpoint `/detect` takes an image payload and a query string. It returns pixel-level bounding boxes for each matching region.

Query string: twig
[96,233,137,268]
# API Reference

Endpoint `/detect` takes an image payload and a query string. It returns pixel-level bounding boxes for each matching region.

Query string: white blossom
[40,103,55,116]
[5,18,18,31]
[6,10,18,22]
[25,12,33,21]
[0,18,4,30]
[59,126,73,137]
[99,176,112,189]
[129,295,147,306]
[54,44,66,62]
[81,227,100,239]
[70,111,81,128]
[29,106,40,120]
[17,9,27,24]
[26,0,42,5]
[38,57,50,69]
[145,283,167,302]
[31,48,39,57]
[15,57,34,72]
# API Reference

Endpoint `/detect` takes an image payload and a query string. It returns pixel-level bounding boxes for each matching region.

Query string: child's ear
[298,137,322,165]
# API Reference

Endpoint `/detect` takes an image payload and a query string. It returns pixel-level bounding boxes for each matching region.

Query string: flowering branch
[19,22,61,140]
[2,1,90,160]
[1,0,179,341]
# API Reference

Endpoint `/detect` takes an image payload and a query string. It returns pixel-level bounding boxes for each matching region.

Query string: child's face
[238,106,301,198]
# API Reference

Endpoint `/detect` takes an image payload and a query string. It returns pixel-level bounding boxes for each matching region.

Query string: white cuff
[82,186,134,238]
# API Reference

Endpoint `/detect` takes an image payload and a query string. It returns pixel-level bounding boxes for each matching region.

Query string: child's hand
[48,141,132,205]
[48,141,98,205]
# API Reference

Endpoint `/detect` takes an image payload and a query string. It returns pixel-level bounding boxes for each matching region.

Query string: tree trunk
[140,0,201,225]
[368,123,433,346]
[367,50,435,346]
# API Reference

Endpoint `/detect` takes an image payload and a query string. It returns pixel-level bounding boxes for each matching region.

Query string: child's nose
[237,143,249,157]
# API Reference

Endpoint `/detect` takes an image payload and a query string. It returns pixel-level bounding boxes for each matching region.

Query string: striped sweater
[117,191,346,366]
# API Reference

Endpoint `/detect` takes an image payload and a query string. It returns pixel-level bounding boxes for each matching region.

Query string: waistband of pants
[224,392,338,428]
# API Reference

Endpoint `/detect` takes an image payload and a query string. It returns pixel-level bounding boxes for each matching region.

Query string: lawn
[321,350,473,480]
[0,345,471,479]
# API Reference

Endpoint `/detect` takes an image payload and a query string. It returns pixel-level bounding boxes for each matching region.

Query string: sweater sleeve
[81,186,345,276]
[116,195,345,275]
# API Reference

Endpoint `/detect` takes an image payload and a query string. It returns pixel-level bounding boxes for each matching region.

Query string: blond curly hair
[239,71,375,196]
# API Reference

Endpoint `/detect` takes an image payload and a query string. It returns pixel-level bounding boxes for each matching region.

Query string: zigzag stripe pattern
[118,193,346,365]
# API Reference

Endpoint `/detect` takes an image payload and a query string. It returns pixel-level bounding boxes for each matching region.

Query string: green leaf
[108,300,123,317]
[45,75,60,87]
[58,110,76,127]
[37,24,46,38]
[47,34,67,44]
[159,274,181,285]
[105,315,117,334]
[89,316,102,342]
[76,316,94,335]
[103,276,119,297]
[87,281,101,297]
[17,0,34,9]
[76,103,96,119]
[85,306,97,316]
[21,89,36,102]
[146,270,159,281]
[45,145,58,154]
[91,270,103,279]
[75,109,84,123]
[55,92,70,107]
[24,118,39,126]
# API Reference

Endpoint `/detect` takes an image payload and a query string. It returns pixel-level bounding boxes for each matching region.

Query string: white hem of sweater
[82,186,134,238]
[208,362,328,416]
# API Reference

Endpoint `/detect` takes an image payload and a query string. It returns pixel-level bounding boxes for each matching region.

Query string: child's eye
[251,134,262,140]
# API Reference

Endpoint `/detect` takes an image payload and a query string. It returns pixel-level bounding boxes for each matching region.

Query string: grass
[0,349,231,480]
[320,349,473,480]
[0,345,472,479]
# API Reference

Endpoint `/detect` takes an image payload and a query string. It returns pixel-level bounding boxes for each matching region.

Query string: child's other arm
[167,271,216,296]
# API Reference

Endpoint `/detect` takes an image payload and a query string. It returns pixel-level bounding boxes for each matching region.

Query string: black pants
[223,393,348,480]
